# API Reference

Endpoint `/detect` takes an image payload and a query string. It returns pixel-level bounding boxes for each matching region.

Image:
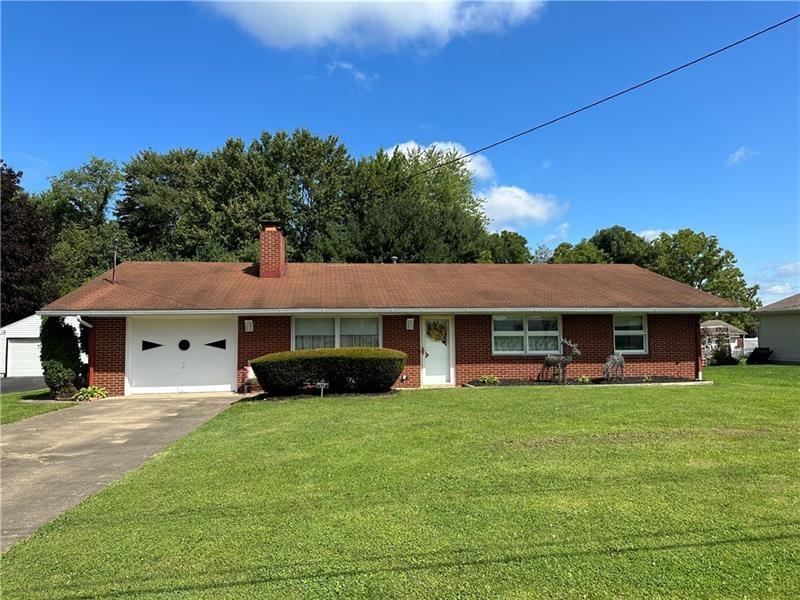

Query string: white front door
[421,316,454,385]
[7,338,44,377]
[128,317,237,394]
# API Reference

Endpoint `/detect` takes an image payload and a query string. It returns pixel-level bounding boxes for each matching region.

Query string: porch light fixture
[244,319,254,333]
[405,318,414,331]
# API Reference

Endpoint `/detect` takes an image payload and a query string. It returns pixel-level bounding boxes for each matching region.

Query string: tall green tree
[1,161,58,325]
[116,130,356,263]
[589,225,653,266]
[552,240,610,264]
[650,229,760,332]
[116,148,201,256]
[344,147,488,263]
[50,222,135,295]
[114,131,528,265]
[35,157,122,233]
[486,230,533,263]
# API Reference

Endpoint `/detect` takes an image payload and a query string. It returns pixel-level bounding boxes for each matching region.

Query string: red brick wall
[236,315,419,390]
[454,314,699,384]
[87,313,699,395]
[382,315,420,387]
[259,226,286,278]
[237,316,291,389]
[88,317,126,396]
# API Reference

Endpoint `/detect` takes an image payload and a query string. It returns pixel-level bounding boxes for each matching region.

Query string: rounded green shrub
[250,347,407,396]
[43,360,77,399]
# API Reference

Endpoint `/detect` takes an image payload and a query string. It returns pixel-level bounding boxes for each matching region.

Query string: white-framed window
[613,314,648,354]
[294,317,335,350]
[492,315,561,355]
[293,316,381,350]
[340,317,380,348]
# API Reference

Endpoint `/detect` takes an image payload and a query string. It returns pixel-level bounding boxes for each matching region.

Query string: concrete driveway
[0,395,234,551]
[1,376,46,394]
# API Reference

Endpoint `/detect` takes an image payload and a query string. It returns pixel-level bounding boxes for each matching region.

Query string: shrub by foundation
[250,347,407,395]
[42,360,77,399]
[41,316,83,396]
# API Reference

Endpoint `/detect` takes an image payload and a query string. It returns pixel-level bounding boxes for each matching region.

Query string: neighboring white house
[756,293,800,364]
[0,315,82,377]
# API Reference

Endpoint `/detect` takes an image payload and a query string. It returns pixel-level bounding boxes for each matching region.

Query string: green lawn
[0,389,71,425]
[2,366,798,598]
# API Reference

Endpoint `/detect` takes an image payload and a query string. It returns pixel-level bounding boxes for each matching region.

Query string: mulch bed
[466,376,693,387]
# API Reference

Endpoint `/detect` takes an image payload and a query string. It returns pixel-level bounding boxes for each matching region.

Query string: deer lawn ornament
[538,339,581,384]
[602,353,625,382]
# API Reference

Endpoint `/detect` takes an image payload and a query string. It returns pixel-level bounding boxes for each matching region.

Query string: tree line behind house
[1,128,759,332]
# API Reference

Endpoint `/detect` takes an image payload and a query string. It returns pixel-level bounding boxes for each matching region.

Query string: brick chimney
[259,219,286,278]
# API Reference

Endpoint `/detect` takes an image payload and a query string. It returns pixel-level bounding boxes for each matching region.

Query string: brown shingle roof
[756,293,800,313]
[41,261,741,314]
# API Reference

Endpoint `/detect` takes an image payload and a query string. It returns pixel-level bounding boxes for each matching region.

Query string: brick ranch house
[39,221,742,396]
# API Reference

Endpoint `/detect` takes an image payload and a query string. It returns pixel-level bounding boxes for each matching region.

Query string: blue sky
[3,1,798,303]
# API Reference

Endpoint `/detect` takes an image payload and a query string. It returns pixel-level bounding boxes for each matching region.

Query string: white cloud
[766,283,794,295]
[326,60,375,86]
[727,145,757,165]
[777,262,800,276]
[482,185,564,227]
[638,228,676,241]
[210,1,544,50]
[391,138,565,229]
[545,222,569,242]
[391,140,495,181]
[752,261,800,304]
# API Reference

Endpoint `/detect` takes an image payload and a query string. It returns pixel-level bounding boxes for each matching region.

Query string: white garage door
[7,338,44,377]
[128,317,237,394]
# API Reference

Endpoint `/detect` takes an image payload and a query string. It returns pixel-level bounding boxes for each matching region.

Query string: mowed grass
[0,389,71,425]
[2,366,798,598]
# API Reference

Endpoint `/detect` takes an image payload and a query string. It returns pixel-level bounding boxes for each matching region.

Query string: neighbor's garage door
[128,317,237,394]
[7,338,44,377]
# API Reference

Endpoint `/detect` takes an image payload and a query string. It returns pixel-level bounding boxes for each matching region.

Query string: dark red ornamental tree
[1,161,58,326]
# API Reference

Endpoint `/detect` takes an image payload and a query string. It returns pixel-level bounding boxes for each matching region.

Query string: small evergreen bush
[250,347,407,395]
[43,360,77,399]
[41,317,83,396]
[41,317,82,374]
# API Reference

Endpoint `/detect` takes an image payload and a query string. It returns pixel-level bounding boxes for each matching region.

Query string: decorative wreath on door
[426,320,447,345]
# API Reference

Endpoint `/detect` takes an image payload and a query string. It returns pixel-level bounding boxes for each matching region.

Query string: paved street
[0,377,46,394]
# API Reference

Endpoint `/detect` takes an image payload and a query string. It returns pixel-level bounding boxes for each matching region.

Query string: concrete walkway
[1,395,235,551]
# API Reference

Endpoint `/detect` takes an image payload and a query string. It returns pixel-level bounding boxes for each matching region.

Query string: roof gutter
[38,306,747,317]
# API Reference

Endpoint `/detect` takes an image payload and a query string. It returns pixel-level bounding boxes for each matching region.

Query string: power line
[401,12,800,182]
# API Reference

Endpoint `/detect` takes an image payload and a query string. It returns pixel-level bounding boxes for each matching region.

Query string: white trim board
[39,306,746,317]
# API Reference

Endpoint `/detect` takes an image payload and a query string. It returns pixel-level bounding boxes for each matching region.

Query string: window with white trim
[293,317,381,350]
[294,318,335,350]
[492,315,561,355]
[613,314,648,354]
[340,317,379,348]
